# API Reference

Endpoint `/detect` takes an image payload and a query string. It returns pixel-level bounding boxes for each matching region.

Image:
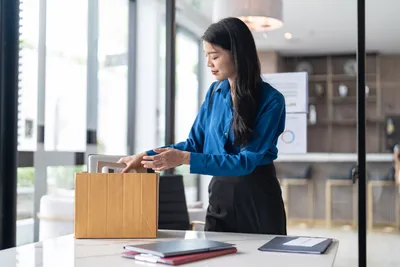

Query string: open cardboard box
[74,162,159,239]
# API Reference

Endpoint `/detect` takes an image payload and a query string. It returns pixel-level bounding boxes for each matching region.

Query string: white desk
[0,230,338,267]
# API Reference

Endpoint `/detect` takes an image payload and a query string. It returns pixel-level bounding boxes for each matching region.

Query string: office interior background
[4,0,400,266]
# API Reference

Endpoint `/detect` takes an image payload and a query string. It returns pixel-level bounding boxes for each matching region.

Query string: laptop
[87,154,125,173]
[122,247,237,265]
[123,239,235,258]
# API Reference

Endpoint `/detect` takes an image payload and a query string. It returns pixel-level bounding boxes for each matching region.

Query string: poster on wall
[262,72,308,113]
[262,72,308,154]
[277,113,307,154]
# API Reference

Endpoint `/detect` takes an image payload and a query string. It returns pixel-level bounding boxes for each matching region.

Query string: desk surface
[0,230,338,267]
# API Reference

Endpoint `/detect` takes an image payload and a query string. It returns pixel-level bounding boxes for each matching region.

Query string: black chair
[369,166,395,181]
[328,164,357,180]
[367,166,399,230]
[325,165,358,228]
[158,174,205,231]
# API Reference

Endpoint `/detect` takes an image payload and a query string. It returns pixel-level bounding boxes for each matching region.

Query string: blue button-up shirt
[147,78,286,177]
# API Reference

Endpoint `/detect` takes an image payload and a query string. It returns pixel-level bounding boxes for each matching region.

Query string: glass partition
[366,0,400,266]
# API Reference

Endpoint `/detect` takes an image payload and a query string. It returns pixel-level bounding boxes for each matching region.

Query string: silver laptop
[123,239,235,258]
[87,154,125,173]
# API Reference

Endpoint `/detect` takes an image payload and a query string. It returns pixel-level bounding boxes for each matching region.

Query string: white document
[262,72,308,113]
[283,237,327,247]
[277,113,307,154]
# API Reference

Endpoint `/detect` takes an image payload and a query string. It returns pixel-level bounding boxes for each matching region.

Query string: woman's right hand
[117,152,147,173]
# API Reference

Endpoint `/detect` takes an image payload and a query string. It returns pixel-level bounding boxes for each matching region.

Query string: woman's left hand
[141,148,190,171]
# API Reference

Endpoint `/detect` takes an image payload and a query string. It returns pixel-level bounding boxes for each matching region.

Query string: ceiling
[188,0,400,55]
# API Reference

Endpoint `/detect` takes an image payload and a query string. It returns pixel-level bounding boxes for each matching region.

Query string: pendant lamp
[212,0,283,31]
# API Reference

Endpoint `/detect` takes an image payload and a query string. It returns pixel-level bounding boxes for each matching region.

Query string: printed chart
[262,72,308,154]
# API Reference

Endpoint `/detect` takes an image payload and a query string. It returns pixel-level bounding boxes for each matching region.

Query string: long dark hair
[202,17,261,147]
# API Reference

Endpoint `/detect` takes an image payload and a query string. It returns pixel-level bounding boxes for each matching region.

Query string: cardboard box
[74,171,159,239]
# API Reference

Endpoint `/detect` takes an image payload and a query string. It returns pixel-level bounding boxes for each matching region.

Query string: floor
[288,225,400,267]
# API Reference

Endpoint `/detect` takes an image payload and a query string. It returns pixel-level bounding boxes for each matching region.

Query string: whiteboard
[262,72,308,113]
[277,113,307,154]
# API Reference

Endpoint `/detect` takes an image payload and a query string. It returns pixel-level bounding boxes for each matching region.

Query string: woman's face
[203,41,236,81]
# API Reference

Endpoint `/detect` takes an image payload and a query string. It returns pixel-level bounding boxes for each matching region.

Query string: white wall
[258,51,279,73]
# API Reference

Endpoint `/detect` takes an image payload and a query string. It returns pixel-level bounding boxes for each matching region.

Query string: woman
[118,17,287,235]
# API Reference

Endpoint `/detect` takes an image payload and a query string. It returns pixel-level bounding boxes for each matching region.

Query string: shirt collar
[215,79,230,92]
[214,79,233,109]
[215,77,264,92]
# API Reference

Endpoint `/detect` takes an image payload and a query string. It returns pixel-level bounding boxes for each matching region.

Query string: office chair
[325,165,358,228]
[281,164,314,226]
[367,166,399,231]
[158,174,205,231]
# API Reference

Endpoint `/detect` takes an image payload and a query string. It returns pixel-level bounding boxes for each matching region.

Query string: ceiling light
[284,32,292,40]
[213,0,284,32]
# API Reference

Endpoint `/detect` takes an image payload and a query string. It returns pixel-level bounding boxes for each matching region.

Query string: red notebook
[122,247,237,265]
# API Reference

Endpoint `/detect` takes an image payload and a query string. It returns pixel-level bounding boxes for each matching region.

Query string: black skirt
[204,163,287,235]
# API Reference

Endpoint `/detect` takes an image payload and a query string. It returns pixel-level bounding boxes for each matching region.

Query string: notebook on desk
[258,236,333,254]
[123,239,235,258]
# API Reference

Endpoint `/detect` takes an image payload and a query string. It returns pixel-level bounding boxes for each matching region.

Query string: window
[174,28,201,203]
[18,0,39,151]
[158,25,201,202]
[16,0,40,246]
[44,0,88,151]
[97,0,129,155]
